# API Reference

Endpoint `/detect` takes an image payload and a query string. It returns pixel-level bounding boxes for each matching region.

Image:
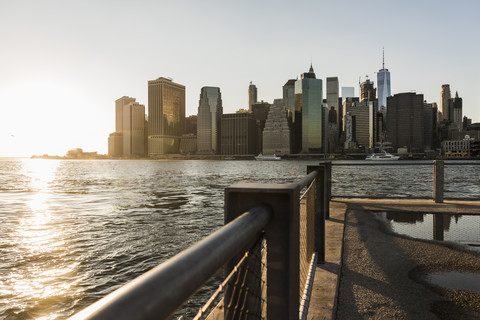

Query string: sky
[1,0,479,157]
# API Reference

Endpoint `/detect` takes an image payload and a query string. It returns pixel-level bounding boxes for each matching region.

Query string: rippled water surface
[0,159,478,319]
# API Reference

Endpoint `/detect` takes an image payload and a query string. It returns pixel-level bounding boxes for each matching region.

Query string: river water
[0,159,478,319]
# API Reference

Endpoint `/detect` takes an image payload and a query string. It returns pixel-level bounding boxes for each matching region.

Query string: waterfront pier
[310,199,480,319]
[69,161,480,319]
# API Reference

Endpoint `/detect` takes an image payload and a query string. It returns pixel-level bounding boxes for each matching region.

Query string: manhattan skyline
[1,0,479,157]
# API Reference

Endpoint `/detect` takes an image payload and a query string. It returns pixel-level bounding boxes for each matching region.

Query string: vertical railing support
[225,182,301,320]
[318,161,332,219]
[326,161,332,219]
[433,160,444,203]
[308,166,325,263]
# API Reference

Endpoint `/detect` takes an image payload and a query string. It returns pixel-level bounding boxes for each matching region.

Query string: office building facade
[387,92,425,152]
[295,65,323,153]
[452,91,463,130]
[197,87,223,154]
[360,78,376,103]
[248,82,258,111]
[221,113,257,155]
[262,101,291,155]
[108,96,146,157]
[108,132,123,157]
[283,79,296,114]
[344,101,376,149]
[326,77,340,128]
[123,101,146,156]
[377,51,391,111]
[115,96,136,133]
[148,77,185,156]
[424,102,438,150]
[440,84,451,121]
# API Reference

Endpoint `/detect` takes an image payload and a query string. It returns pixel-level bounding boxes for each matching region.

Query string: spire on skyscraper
[302,64,316,79]
[382,47,385,69]
[377,48,391,110]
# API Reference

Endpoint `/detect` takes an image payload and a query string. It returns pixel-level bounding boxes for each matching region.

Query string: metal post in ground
[318,161,331,219]
[326,161,332,219]
[225,182,301,320]
[308,166,325,263]
[433,160,444,203]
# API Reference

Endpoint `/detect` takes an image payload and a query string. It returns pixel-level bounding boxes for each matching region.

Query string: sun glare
[1,80,85,157]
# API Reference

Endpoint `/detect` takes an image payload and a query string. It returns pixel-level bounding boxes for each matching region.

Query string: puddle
[425,271,480,292]
[375,212,480,251]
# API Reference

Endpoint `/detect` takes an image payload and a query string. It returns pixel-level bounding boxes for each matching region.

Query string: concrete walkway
[309,199,480,320]
[307,201,347,319]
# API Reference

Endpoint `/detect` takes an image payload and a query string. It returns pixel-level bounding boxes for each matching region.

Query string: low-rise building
[441,139,470,158]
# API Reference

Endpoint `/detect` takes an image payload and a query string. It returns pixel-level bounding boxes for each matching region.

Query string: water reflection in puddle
[425,271,480,292]
[375,212,480,251]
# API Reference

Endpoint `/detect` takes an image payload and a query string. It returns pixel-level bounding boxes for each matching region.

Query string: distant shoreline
[11,154,480,161]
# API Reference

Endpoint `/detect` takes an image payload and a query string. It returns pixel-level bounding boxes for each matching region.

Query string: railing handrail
[324,160,480,166]
[326,160,479,202]
[69,205,272,320]
[296,169,319,190]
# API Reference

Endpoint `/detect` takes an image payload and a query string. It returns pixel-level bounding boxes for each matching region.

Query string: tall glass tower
[148,77,185,156]
[377,49,391,111]
[197,87,223,154]
[295,64,323,153]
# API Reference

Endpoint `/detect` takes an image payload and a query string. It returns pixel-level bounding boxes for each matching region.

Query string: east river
[0,159,479,319]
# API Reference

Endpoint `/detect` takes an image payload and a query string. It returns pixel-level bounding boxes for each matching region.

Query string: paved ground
[307,202,347,320]
[334,200,480,320]
[210,200,480,319]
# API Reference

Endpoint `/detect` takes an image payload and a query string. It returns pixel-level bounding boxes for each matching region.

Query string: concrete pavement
[309,199,480,320]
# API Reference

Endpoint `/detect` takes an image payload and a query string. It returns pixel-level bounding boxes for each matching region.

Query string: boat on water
[365,151,400,160]
[255,153,282,161]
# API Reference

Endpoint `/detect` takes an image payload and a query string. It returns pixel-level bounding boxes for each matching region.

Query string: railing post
[225,183,300,320]
[326,161,332,219]
[433,160,444,203]
[318,161,331,219]
[308,166,325,263]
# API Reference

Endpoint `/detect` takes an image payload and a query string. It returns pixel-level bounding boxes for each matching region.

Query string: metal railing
[69,164,331,320]
[329,160,480,202]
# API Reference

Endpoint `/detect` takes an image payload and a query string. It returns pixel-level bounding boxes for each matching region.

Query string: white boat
[255,153,281,161]
[365,151,400,160]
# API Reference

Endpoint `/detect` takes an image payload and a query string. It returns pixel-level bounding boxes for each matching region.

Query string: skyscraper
[123,101,146,156]
[295,64,323,153]
[360,78,376,103]
[343,100,376,150]
[452,91,463,130]
[262,99,291,155]
[377,50,391,111]
[197,87,223,154]
[108,96,146,157]
[283,79,296,114]
[248,82,257,111]
[115,96,136,133]
[326,77,340,127]
[440,84,451,121]
[148,77,185,156]
[221,113,257,155]
[387,92,424,152]
[424,102,438,150]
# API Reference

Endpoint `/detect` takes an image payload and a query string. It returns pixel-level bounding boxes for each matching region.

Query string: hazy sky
[1,0,479,157]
